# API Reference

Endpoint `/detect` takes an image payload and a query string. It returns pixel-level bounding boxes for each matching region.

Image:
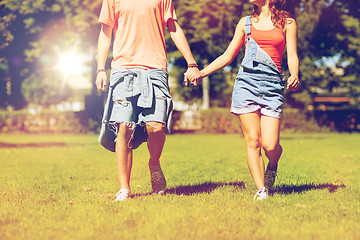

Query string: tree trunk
[202,76,210,110]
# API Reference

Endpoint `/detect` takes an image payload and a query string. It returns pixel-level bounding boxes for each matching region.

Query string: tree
[168,0,253,107]
[0,0,102,109]
[335,10,360,107]
[290,0,360,109]
[169,0,329,109]
[21,72,72,107]
[2,0,359,111]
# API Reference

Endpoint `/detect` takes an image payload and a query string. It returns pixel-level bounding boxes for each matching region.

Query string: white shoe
[114,189,131,201]
[254,187,269,200]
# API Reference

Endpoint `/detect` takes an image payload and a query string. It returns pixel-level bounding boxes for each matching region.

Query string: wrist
[187,63,198,68]
[96,69,106,74]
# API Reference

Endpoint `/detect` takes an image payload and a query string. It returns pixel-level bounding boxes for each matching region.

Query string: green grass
[0,133,359,240]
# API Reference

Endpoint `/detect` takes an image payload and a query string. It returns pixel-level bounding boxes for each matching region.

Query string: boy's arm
[95,24,113,92]
[168,19,201,86]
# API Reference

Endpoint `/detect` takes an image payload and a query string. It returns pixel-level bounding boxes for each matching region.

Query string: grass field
[0,133,359,240]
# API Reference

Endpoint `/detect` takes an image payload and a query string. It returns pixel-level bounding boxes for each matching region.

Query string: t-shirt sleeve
[98,0,115,28]
[164,0,177,24]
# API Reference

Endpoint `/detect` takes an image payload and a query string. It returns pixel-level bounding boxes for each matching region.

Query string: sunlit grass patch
[0,133,359,240]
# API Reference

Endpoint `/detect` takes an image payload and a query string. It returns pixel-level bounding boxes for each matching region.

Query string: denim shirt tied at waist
[98,68,173,152]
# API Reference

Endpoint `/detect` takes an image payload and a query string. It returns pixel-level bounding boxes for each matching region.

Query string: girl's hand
[184,68,202,86]
[287,75,299,91]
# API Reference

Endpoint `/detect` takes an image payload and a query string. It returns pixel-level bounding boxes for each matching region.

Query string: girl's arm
[285,18,299,91]
[200,17,246,78]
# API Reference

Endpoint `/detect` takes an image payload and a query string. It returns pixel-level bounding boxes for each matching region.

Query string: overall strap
[245,15,251,35]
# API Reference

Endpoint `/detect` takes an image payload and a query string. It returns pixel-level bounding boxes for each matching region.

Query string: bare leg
[239,111,265,190]
[146,122,166,166]
[115,123,134,191]
[261,115,282,168]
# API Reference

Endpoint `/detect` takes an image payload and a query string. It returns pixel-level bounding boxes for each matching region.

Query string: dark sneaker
[264,165,277,189]
[149,164,166,194]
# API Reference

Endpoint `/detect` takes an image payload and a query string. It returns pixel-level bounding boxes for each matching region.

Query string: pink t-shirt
[98,0,177,71]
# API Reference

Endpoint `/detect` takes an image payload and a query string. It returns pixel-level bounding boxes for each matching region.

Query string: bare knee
[146,122,165,136]
[117,123,135,139]
[244,134,261,150]
[263,143,282,156]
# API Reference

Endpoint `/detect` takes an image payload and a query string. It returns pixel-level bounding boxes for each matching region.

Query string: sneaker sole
[156,189,166,195]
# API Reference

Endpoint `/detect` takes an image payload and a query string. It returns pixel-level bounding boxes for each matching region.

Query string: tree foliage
[294,0,360,108]
[170,0,360,109]
[168,0,252,105]
[21,72,72,107]
[0,0,102,109]
[0,0,359,110]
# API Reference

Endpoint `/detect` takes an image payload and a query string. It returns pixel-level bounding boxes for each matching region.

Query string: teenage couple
[95,0,299,201]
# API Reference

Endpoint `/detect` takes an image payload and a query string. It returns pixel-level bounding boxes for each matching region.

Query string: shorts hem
[231,106,282,119]
[260,109,282,119]
[108,120,136,126]
[143,119,166,124]
[230,106,261,115]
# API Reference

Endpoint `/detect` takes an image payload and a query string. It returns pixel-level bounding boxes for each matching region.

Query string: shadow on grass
[0,141,92,148]
[131,181,245,198]
[273,183,346,195]
[0,142,68,148]
[166,181,245,196]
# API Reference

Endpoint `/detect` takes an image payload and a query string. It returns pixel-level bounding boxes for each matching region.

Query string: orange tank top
[250,24,286,72]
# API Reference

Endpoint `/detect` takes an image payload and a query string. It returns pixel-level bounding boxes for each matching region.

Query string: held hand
[287,75,299,91]
[95,72,108,91]
[184,68,202,86]
[183,72,190,86]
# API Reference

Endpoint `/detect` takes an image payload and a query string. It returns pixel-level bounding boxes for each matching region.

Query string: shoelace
[254,187,268,200]
[115,189,130,198]
[151,171,162,183]
[265,169,277,181]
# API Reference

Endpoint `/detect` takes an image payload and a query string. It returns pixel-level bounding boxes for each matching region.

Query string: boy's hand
[184,68,202,86]
[95,72,108,92]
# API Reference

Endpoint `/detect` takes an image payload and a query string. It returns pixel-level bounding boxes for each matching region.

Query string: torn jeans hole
[155,95,167,100]
[113,99,130,107]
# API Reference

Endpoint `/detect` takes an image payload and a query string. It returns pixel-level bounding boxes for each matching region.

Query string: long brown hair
[252,0,295,27]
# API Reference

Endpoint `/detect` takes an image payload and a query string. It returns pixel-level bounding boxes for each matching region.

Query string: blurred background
[0,0,359,134]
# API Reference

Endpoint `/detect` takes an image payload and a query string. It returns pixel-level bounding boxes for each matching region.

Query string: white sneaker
[149,164,166,195]
[114,189,131,201]
[264,165,277,189]
[254,187,269,200]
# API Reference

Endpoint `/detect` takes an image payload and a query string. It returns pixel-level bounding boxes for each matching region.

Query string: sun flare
[58,53,84,78]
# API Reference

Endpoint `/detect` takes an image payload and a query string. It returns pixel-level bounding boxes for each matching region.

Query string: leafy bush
[0,108,328,134]
[0,110,100,134]
[199,108,327,134]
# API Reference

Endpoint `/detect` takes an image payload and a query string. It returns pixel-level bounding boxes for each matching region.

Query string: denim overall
[231,15,285,119]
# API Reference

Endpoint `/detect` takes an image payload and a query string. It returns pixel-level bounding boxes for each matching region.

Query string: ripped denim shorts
[109,78,168,125]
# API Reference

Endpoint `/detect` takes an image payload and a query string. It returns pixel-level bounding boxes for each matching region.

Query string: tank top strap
[245,15,251,36]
